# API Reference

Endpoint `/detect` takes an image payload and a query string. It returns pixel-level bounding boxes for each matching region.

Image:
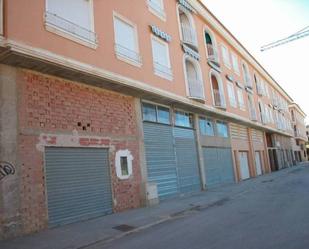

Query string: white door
[239,151,250,180]
[255,151,262,176]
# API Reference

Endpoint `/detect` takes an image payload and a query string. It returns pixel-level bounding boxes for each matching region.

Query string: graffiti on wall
[0,161,15,181]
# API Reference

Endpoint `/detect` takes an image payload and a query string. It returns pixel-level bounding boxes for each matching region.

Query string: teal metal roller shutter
[45,147,112,227]
[173,127,201,194]
[203,147,234,188]
[143,122,178,200]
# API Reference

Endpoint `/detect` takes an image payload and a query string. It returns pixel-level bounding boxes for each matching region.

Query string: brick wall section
[17,70,141,234]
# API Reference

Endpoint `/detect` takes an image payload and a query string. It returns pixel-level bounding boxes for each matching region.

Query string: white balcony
[206,44,219,64]
[115,43,142,66]
[181,24,198,48]
[187,78,205,101]
[154,62,173,80]
[45,11,97,45]
[213,89,226,108]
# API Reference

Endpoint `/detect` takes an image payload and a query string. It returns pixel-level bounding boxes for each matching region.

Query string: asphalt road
[88,165,309,249]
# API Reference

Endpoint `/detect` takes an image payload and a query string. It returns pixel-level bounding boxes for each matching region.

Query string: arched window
[210,71,226,108]
[178,6,197,48]
[184,57,204,100]
[204,28,219,66]
[205,31,218,62]
[205,32,212,44]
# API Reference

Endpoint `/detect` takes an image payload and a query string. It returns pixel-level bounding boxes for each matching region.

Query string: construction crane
[261,25,309,51]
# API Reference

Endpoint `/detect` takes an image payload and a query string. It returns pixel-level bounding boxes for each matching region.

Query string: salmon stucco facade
[0,0,307,239]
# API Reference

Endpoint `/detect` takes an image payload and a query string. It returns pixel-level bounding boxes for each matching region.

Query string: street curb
[76,196,233,249]
[77,216,173,249]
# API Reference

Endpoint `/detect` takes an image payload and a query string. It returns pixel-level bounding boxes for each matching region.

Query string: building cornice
[289,103,307,117]
[0,38,293,138]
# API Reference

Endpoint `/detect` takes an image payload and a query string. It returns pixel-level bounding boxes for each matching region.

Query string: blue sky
[202,0,309,123]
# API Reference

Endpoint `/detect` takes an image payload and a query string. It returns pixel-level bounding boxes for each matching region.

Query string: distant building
[306,125,309,160]
[289,104,308,163]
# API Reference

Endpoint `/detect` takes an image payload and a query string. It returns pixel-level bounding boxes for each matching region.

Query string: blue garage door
[45,147,113,227]
[203,147,235,188]
[143,123,201,200]
[143,122,178,200]
[173,127,201,194]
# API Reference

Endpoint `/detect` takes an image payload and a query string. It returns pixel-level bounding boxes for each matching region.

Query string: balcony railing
[154,62,173,79]
[115,44,142,64]
[213,89,226,108]
[181,24,198,47]
[206,44,219,63]
[187,78,205,100]
[45,11,97,44]
[147,0,166,19]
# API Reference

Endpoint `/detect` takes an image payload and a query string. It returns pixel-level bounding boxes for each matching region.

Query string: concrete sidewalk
[0,165,307,249]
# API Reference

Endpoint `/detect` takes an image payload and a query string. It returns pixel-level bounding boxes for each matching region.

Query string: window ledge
[116,52,142,68]
[148,3,166,22]
[215,105,227,110]
[154,69,173,81]
[207,60,221,73]
[45,23,98,49]
[188,96,206,103]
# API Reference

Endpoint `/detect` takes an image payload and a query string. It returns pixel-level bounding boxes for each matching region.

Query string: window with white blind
[45,0,96,46]
[227,82,237,108]
[151,36,172,80]
[268,106,274,123]
[264,83,270,98]
[147,0,166,20]
[248,94,257,121]
[114,15,141,66]
[231,53,239,74]
[237,88,245,110]
[259,101,268,124]
[242,62,252,88]
[221,44,231,68]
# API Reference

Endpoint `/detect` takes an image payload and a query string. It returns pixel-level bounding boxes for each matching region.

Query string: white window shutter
[47,0,92,30]
[114,18,136,51]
